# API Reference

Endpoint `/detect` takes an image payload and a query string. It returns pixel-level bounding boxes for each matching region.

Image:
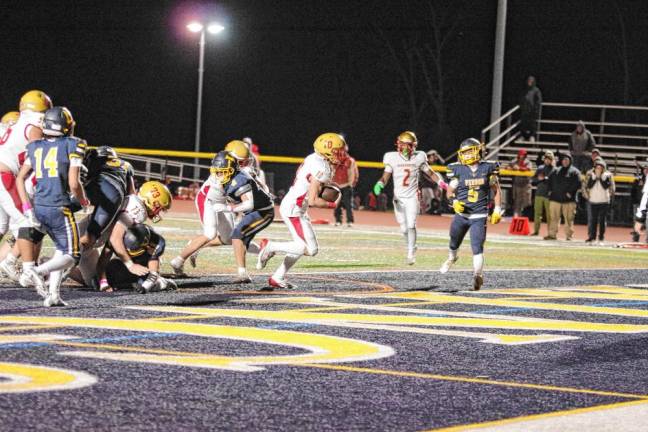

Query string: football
[320,185,341,202]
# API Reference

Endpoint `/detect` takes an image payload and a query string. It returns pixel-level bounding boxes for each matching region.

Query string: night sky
[2,0,647,163]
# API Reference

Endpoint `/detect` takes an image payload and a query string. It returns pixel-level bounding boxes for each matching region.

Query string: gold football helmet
[224,140,252,167]
[458,138,482,165]
[1,111,20,126]
[19,90,53,113]
[313,132,346,164]
[137,181,172,223]
[396,131,417,159]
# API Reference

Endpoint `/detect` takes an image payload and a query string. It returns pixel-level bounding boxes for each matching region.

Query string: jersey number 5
[467,188,478,203]
[34,147,59,179]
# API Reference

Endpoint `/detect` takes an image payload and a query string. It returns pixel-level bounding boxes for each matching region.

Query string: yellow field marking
[292,301,449,313]
[237,274,396,296]
[0,325,62,332]
[296,364,648,400]
[0,361,96,394]
[487,286,648,301]
[425,399,648,432]
[52,341,209,357]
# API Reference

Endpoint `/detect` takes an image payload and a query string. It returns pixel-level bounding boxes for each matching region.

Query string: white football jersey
[118,194,147,227]
[0,110,43,174]
[281,152,331,216]
[383,150,429,199]
[200,175,227,204]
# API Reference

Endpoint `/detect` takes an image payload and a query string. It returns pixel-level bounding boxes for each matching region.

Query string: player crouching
[15,106,88,306]
[440,138,502,290]
[104,223,176,293]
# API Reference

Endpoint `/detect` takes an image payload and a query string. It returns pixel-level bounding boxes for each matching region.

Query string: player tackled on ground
[373,131,446,265]
[440,138,503,291]
[16,106,88,306]
[256,133,344,289]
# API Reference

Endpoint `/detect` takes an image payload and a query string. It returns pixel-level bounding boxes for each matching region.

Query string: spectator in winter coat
[530,150,555,236]
[519,76,543,141]
[546,152,582,240]
[569,121,596,172]
[583,158,615,245]
[507,149,533,216]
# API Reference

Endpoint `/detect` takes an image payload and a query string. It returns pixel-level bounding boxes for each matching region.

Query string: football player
[373,131,446,264]
[16,106,88,306]
[211,151,274,282]
[440,138,502,291]
[0,111,20,247]
[79,145,135,249]
[256,133,344,289]
[95,181,172,291]
[0,90,52,280]
[103,223,176,293]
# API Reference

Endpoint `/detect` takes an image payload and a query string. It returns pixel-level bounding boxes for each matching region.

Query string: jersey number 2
[402,169,411,187]
[34,147,59,179]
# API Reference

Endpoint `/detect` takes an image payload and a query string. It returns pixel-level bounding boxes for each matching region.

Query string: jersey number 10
[34,147,59,179]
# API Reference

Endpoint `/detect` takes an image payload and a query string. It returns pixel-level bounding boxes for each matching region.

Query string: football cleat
[473,274,484,291]
[170,256,186,276]
[256,238,275,270]
[157,277,178,292]
[268,277,295,290]
[44,295,67,307]
[0,259,20,282]
[137,272,159,294]
[232,274,252,284]
[439,256,458,274]
[20,268,48,299]
[189,251,199,268]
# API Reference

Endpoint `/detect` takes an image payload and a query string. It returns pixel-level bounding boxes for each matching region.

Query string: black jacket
[548,162,581,203]
[532,164,555,198]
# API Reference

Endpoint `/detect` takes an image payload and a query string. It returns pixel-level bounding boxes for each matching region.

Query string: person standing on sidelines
[333,144,358,227]
[530,150,555,236]
[546,152,581,241]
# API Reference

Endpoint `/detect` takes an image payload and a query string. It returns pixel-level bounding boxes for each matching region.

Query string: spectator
[333,145,358,227]
[631,157,648,242]
[519,76,543,141]
[507,149,533,217]
[420,150,446,214]
[569,121,596,172]
[365,191,377,211]
[530,150,555,236]
[353,192,362,210]
[377,191,388,211]
[583,158,615,245]
[589,148,602,172]
[546,151,581,240]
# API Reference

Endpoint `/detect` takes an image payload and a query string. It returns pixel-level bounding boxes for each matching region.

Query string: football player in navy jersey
[211,151,274,283]
[15,106,89,306]
[440,138,502,291]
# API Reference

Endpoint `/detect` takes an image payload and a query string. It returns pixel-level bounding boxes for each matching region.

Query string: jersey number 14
[34,147,59,179]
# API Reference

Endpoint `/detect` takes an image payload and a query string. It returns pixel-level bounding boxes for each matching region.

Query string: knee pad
[305,244,319,257]
[203,225,218,241]
[18,227,45,243]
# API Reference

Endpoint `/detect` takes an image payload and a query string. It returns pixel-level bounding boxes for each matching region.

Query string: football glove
[490,206,503,224]
[373,181,385,196]
[451,199,465,214]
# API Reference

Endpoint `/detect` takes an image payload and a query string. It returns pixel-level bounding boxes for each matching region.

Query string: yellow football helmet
[396,131,417,159]
[137,181,172,223]
[210,151,238,185]
[19,90,53,113]
[224,140,252,167]
[313,132,346,164]
[458,138,482,165]
[1,111,20,126]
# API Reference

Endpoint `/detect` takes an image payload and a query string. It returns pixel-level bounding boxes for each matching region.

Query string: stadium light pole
[187,21,225,169]
[489,0,507,145]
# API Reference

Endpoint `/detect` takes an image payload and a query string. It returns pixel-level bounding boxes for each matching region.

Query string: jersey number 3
[34,147,59,179]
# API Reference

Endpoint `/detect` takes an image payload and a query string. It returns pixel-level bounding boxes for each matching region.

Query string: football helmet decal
[19,90,53,113]
[313,132,346,165]
[458,138,482,165]
[138,181,172,223]
[42,106,75,137]
[396,131,417,159]
[210,151,238,185]
[1,111,20,126]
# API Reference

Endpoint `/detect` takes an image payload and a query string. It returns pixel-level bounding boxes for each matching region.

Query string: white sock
[407,228,416,255]
[36,251,74,275]
[237,267,247,276]
[4,252,17,265]
[171,256,184,267]
[48,270,63,298]
[266,240,305,256]
[247,242,260,255]
[473,253,484,276]
[273,254,300,280]
[448,249,458,261]
[22,261,35,272]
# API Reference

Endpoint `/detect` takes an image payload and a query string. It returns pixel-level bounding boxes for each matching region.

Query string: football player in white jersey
[170,140,267,275]
[0,91,52,280]
[256,132,344,289]
[373,131,446,265]
[0,111,20,247]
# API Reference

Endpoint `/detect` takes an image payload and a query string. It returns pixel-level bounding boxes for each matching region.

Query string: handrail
[540,119,648,129]
[542,102,648,111]
[485,121,519,147]
[481,105,519,135]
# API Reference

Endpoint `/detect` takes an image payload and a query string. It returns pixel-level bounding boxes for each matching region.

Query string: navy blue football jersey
[27,137,86,207]
[447,161,499,215]
[83,149,132,194]
[225,171,273,213]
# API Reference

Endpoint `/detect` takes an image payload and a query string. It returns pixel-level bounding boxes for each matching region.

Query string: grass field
[156,216,648,276]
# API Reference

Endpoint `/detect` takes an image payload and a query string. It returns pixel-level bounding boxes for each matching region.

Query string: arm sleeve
[231,191,254,213]
[69,139,86,167]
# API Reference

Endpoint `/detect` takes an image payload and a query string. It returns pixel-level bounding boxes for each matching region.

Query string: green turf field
[155,217,648,274]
